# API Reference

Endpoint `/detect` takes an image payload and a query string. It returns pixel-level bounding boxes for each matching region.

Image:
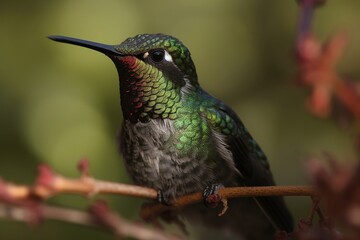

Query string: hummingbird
[49,34,293,239]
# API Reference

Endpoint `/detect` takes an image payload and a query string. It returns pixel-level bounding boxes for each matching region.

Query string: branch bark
[141,186,316,221]
[1,162,317,224]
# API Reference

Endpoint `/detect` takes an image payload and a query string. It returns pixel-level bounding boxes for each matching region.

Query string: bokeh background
[0,0,359,239]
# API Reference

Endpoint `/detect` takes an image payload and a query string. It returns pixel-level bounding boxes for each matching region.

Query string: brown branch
[35,163,158,200]
[0,161,318,225]
[1,162,316,205]
[2,171,317,222]
[140,185,316,221]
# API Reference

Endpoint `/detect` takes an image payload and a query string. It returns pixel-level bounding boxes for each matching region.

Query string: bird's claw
[203,183,224,208]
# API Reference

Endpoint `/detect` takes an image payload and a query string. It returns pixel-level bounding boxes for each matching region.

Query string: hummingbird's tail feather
[254,195,294,233]
[237,153,294,233]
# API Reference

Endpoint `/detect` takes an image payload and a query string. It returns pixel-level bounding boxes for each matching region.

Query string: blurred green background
[0,0,359,239]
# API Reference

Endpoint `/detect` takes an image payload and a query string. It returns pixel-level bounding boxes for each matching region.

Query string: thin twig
[0,203,100,228]
[0,202,181,240]
[90,200,181,240]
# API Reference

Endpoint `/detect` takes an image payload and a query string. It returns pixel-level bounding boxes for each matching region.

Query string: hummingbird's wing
[205,102,294,233]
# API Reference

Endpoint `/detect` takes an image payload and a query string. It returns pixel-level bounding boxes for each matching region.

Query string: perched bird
[49,34,293,239]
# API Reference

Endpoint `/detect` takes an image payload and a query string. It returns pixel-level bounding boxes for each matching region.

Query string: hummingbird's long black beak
[48,35,123,56]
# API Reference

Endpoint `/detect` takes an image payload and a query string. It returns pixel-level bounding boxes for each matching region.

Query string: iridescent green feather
[115,34,198,84]
[171,90,270,170]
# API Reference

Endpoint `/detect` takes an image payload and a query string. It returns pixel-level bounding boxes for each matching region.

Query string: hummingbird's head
[49,34,198,122]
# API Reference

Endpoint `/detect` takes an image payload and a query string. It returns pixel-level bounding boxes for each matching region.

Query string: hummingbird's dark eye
[150,49,165,62]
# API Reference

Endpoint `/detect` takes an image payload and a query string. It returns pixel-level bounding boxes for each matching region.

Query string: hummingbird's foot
[157,190,172,206]
[203,183,224,208]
